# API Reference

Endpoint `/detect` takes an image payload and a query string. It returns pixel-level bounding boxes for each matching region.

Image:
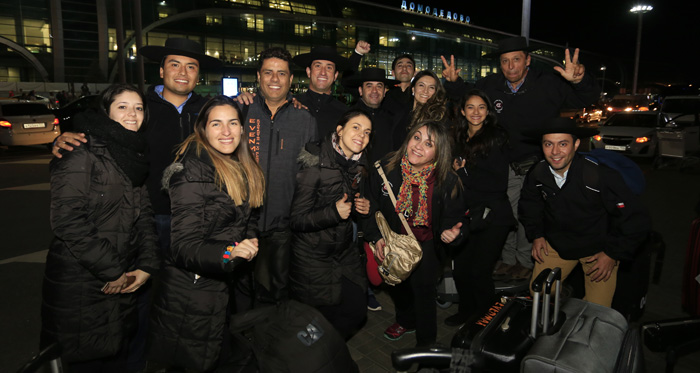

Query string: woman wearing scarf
[365,121,468,346]
[289,110,373,340]
[41,84,159,371]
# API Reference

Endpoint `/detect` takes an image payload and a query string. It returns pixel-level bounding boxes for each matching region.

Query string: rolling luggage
[682,217,700,316]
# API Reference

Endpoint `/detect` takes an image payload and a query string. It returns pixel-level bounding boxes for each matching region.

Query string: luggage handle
[542,267,562,334]
[531,268,551,338]
[530,267,562,338]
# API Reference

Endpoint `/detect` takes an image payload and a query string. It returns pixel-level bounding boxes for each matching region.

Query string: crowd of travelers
[42,36,650,372]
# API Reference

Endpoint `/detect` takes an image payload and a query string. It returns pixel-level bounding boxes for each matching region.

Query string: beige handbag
[368,162,423,286]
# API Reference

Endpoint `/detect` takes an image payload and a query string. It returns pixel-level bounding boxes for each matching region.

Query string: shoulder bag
[368,161,423,286]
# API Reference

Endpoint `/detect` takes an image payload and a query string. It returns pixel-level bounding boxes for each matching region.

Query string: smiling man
[292,42,369,137]
[242,47,318,302]
[441,36,600,279]
[519,117,650,307]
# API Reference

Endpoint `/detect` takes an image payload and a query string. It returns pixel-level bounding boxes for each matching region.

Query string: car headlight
[593,135,602,141]
[635,136,650,143]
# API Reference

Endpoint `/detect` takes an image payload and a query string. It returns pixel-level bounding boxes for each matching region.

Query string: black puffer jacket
[289,137,368,306]
[148,146,258,372]
[42,134,158,362]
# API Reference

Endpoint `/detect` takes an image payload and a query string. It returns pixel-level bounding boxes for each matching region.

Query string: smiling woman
[41,83,159,370]
[148,95,266,371]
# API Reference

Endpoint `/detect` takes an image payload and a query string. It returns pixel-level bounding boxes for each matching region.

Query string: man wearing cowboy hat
[441,36,600,280]
[291,41,370,137]
[51,37,222,372]
[518,118,650,307]
[345,67,402,162]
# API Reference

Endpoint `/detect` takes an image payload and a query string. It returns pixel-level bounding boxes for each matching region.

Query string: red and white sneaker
[384,323,415,341]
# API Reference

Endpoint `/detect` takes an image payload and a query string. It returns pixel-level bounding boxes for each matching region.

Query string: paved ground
[3,146,700,372]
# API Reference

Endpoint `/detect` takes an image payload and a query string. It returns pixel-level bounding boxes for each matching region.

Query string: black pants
[453,224,511,317]
[391,239,440,346]
[316,276,367,340]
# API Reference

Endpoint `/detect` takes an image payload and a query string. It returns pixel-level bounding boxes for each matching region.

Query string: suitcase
[682,217,700,316]
[448,268,564,372]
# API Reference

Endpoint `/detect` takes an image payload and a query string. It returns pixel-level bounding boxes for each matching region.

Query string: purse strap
[374,161,416,239]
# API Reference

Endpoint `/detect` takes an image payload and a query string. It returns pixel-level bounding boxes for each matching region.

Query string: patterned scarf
[396,154,435,226]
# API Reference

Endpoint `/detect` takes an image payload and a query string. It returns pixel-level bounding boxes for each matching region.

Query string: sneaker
[367,294,382,311]
[444,313,468,327]
[384,323,415,341]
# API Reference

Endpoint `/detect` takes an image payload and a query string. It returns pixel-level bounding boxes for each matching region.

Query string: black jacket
[144,86,207,215]
[519,154,651,261]
[444,68,599,162]
[42,134,158,362]
[241,94,318,232]
[289,137,368,306]
[352,100,403,163]
[364,160,468,251]
[455,126,515,227]
[295,90,349,138]
[148,147,258,371]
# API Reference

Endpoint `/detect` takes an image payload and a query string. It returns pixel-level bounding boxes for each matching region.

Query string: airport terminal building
[0,0,612,95]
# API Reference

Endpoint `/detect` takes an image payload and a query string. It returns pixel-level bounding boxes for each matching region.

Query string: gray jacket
[241,93,318,232]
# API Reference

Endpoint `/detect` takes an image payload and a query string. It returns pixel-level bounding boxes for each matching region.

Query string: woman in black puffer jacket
[41,84,159,371]
[289,109,373,339]
[148,96,264,372]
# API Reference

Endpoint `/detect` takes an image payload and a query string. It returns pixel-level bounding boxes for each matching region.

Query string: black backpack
[229,300,358,373]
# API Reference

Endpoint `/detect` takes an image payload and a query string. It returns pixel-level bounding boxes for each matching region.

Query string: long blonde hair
[175,96,264,207]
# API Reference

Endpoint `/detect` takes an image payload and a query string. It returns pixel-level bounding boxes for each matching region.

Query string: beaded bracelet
[223,242,239,263]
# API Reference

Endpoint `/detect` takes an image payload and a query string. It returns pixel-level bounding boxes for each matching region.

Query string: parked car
[590,112,671,157]
[52,94,100,133]
[0,101,60,147]
[605,94,651,114]
[658,96,700,156]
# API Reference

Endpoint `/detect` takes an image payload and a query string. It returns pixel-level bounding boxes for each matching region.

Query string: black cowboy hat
[343,67,396,88]
[292,46,349,71]
[483,36,537,59]
[139,38,222,69]
[524,117,599,139]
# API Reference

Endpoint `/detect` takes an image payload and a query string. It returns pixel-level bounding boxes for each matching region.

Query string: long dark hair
[409,70,448,129]
[175,95,265,207]
[386,120,455,191]
[455,89,508,166]
[101,83,149,132]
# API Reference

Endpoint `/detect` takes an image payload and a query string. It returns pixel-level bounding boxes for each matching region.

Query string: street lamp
[630,4,653,95]
[600,65,606,99]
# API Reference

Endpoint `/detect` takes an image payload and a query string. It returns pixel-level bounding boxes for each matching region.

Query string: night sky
[373,0,699,86]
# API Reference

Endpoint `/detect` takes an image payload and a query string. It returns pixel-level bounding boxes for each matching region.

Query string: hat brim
[292,53,349,71]
[483,45,537,59]
[139,46,222,69]
[523,125,599,140]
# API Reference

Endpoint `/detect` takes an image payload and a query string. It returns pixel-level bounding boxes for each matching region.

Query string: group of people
[41,35,650,372]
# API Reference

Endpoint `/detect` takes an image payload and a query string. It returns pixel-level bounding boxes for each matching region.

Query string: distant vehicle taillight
[0,119,11,128]
[53,118,59,125]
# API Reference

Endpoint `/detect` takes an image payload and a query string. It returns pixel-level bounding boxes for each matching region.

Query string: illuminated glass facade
[0,0,614,93]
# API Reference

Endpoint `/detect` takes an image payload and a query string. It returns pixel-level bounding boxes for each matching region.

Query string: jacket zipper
[262,118,275,230]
